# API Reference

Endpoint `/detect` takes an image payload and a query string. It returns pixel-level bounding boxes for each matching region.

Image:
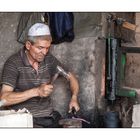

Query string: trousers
[33,111,62,128]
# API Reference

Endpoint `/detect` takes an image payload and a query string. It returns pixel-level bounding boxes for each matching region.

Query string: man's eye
[38,47,42,50]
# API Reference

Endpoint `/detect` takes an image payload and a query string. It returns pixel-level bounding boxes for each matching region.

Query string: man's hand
[69,95,80,113]
[37,84,53,97]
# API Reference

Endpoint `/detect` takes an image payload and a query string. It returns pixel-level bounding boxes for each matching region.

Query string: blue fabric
[48,12,74,44]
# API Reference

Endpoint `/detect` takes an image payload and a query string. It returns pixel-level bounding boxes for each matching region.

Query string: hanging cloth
[47,12,74,44]
[17,12,45,44]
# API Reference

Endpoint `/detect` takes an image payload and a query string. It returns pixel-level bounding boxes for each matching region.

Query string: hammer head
[56,65,69,79]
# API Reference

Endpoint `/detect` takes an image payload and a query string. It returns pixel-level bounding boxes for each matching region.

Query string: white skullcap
[28,23,51,36]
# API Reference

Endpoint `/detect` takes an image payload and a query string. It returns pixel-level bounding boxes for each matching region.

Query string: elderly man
[0,23,80,127]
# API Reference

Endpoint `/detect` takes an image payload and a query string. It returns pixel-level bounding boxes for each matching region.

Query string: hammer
[50,65,70,84]
[38,65,69,103]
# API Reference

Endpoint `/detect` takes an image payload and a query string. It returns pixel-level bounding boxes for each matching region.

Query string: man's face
[26,39,51,62]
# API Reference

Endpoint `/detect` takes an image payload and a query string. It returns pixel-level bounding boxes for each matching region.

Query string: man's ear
[25,41,32,50]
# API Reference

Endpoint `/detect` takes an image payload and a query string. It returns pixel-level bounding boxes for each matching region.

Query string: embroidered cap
[28,23,51,36]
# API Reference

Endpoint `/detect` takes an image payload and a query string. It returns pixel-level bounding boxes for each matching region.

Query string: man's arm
[67,72,80,112]
[0,84,53,106]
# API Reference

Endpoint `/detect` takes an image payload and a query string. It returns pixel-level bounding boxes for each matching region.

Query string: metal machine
[105,14,139,103]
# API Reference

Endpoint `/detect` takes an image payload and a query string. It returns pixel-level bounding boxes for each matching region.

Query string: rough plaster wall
[0,13,21,82]
[0,13,103,123]
[74,13,101,39]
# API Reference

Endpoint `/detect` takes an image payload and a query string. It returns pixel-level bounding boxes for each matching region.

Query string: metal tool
[38,65,69,104]
[50,65,70,83]
[70,107,90,124]
[56,65,70,79]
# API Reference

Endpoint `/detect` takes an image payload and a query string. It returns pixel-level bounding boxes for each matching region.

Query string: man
[0,23,80,127]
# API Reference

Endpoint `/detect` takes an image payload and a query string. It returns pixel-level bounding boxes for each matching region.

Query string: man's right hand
[37,84,53,97]
[0,84,54,106]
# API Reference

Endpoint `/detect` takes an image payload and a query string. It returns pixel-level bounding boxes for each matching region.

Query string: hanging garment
[47,12,74,44]
[17,12,45,44]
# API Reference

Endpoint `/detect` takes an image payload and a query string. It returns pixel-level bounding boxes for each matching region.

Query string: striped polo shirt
[1,47,64,117]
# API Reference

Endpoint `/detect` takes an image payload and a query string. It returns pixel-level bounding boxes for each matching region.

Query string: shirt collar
[20,47,31,66]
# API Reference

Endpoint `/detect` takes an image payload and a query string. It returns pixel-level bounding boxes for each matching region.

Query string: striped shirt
[1,47,65,117]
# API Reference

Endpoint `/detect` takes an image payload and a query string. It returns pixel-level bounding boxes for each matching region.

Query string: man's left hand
[69,96,80,113]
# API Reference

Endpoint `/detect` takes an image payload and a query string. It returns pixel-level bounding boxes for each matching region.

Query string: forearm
[68,72,79,99]
[1,88,38,106]
[68,72,80,111]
